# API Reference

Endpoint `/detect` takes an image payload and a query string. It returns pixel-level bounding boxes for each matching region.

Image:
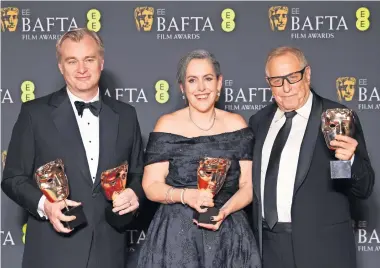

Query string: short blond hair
[56,28,104,61]
[265,46,308,76]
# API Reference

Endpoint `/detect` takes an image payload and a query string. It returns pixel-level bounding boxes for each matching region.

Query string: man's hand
[330,135,358,160]
[112,188,139,215]
[44,199,81,233]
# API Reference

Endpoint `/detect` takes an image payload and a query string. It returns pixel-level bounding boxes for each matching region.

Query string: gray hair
[56,28,104,61]
[176,49,221,85]
[265,46,308,76]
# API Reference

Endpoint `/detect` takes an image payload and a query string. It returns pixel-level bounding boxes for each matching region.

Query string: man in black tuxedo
[2,28,144,268]
[249,46,374,268]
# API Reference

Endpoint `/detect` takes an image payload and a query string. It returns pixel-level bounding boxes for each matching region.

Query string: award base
[330,160,351,179]
[193,207,219,225]
[105,205,135,232]
[62,205,87,230]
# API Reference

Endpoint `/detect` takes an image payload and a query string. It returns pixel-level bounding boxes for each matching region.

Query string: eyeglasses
[266,66,308,87]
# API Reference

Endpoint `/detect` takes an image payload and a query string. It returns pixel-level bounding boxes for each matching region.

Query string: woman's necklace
[188,108,216,131]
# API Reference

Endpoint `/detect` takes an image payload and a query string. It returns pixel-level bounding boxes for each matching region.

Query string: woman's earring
[182,93,187,105]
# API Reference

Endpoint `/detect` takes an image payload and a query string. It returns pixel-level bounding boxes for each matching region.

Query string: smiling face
[180,58,222,113]
[266,53,311,111]
[58,34,104,98]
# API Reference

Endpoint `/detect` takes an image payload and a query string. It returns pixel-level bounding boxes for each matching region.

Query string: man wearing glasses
[249,47,374,268]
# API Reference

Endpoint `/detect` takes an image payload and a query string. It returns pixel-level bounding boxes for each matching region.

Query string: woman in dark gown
[137,49,261,268]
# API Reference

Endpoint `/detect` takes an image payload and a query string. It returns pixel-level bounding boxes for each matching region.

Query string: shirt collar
[66,87,100,105]
[273,91,313,122]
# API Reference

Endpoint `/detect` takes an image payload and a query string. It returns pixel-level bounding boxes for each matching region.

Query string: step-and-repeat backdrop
[1,1,379,267]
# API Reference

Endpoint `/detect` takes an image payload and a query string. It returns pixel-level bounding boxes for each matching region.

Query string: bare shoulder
[153,108,187,133]
[216,109,248,131]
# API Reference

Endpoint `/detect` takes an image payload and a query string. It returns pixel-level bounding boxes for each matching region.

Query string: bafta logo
[134,6,154,32]
[1,7,19,32]
[336,77,356,102]
[1,151,7,169]
[269,6,288,31]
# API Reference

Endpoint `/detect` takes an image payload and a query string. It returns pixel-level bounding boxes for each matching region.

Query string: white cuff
[37,195,48,220]
[350,154,355,165]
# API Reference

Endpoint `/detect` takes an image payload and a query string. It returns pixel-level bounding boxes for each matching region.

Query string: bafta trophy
[193,157,231,224]
[321,108,355,179]
[101,162,134,232]
[35,159,87,229]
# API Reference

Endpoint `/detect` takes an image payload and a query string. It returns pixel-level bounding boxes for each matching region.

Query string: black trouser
[262,221,296,268]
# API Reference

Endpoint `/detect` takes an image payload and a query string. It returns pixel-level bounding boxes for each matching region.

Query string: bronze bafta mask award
[35,159,87,229]
[321,108,355,179]
[101,162,134,232]
[193,157,231,224]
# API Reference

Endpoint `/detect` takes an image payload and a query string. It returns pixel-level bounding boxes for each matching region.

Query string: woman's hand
[184,189,214,213]
[193,208,228,231]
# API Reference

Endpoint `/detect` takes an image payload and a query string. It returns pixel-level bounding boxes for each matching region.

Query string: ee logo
[155,80,169,104]
[221,8,236,32]
[87,9,101,32]
[356,7,370,31]
[22,223,27,244]
[21,81,35,103]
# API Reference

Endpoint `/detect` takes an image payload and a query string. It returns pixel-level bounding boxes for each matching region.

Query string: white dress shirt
[37,88,100,218]
[261,92,313,222]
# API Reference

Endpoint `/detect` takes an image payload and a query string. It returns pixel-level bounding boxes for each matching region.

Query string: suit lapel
[293,93,323,194]
[50,88,93,187]
[253,105,277,202]
[93,97,119,191]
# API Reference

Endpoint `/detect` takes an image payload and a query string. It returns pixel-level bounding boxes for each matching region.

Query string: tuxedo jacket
[249,92,375,268]
[2,87,145,268]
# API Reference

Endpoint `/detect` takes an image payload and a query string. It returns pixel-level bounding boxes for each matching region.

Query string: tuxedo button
[92,192,98,198]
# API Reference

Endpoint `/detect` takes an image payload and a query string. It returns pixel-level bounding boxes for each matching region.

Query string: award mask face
[197,157,231,196]
[321,108,354,149]
[35,159,69,203]
[101,163,128,200]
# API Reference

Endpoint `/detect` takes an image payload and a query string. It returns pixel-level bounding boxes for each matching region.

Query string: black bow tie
[74,101,101,117]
